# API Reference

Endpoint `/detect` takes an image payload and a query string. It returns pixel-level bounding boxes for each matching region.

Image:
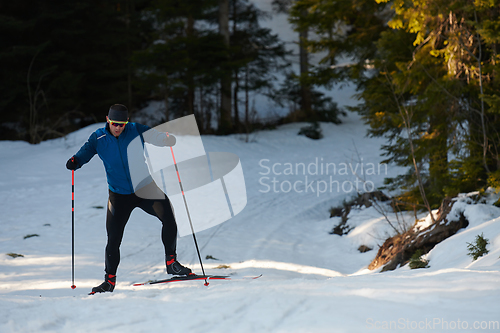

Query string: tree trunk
[188,82,195,116]
[164,85,169,122]
[126,0,133,111]
[245,65,249,129]
[205,87,212,132]
[404,108,435,223]
[299,11,312,120]
[234,69,240,131]
[219,0,232,134]
[386,72,435,223]
[474,9,490,174]
[428,112,449,197]
[232,0,239,132]
[187,14,195,116]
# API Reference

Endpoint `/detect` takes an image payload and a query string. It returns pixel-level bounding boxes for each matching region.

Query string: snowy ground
[1,112,499,333]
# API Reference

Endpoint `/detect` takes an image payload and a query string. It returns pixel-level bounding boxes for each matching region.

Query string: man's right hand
[164,133,176,147]
[66,156,79,170]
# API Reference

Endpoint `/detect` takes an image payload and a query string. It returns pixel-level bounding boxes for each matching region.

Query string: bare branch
[383,70,436,223]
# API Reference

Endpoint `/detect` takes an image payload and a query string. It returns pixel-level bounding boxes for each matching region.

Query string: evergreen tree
[134,0,289,134]
[272,0,314,121]
[361,0,500,203]
[132,0,225,130]
[287,0,389,87]
[286,0,500,205]
[218,0,233,134]
[274,0,377,124]
[230,0,290,132]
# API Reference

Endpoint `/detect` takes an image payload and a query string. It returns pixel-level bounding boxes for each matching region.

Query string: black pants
[105,186,177,275]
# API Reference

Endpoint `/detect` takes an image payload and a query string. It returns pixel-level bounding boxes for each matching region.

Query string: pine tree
[134,0,289,134]
[230,0,289,132]
[272,0,313,121]
[219,0,233,134]
[132,0,225,128]
[364,0,500,203]
[286,0,500,205]
[275,0,385,124]
[287,0,389,88]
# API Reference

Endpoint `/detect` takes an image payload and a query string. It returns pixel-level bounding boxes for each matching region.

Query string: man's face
[106,116,128,137]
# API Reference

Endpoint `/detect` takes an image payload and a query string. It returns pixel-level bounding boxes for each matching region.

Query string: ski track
[1,113,499,332]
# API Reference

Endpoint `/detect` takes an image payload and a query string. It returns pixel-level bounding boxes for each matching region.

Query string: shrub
[467,233,489,261]
[298,122,323,140]
[409,249,429,269]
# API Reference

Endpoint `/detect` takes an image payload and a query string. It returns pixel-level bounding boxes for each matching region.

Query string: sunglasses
[109,120,128,127]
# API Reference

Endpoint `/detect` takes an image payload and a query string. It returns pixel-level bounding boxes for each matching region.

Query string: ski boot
[89,273,116,295]
[166,255,192,276]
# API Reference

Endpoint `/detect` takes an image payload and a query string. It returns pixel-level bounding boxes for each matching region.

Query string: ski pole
[168,133,209,286]
[71,169,76,289]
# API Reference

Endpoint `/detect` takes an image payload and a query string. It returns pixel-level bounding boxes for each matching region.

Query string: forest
[1,0,500,208]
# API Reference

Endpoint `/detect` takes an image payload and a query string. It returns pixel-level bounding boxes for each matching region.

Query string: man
[66,104,191,294]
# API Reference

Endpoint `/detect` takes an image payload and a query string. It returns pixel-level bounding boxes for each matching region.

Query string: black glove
[66,156,79,170]
[164,133,176,147]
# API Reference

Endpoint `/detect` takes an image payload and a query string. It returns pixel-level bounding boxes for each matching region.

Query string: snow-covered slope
[0,112,499,333]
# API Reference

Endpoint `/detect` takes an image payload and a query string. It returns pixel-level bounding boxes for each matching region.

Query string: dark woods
[2,0,500,209]
[0,0,294,142]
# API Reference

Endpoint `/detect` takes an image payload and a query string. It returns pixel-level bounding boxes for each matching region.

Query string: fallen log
[368,197,469,272]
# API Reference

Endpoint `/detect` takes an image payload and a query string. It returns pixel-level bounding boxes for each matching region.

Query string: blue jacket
[74,123,167,195]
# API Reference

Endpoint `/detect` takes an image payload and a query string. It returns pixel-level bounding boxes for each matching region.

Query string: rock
[358,245,373,253]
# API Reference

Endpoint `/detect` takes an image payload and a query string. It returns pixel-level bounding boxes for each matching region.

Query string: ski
[133,274,262,286]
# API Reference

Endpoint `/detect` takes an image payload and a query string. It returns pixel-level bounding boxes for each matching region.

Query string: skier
[66,104,192,294]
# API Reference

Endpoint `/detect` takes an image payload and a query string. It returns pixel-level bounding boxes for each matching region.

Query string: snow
[1,112,499,332]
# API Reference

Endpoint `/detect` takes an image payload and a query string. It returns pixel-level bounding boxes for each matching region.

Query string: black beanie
[108,104,128,121]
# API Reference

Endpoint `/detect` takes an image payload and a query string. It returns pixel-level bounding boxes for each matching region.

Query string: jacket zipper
[116,134,134,193]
